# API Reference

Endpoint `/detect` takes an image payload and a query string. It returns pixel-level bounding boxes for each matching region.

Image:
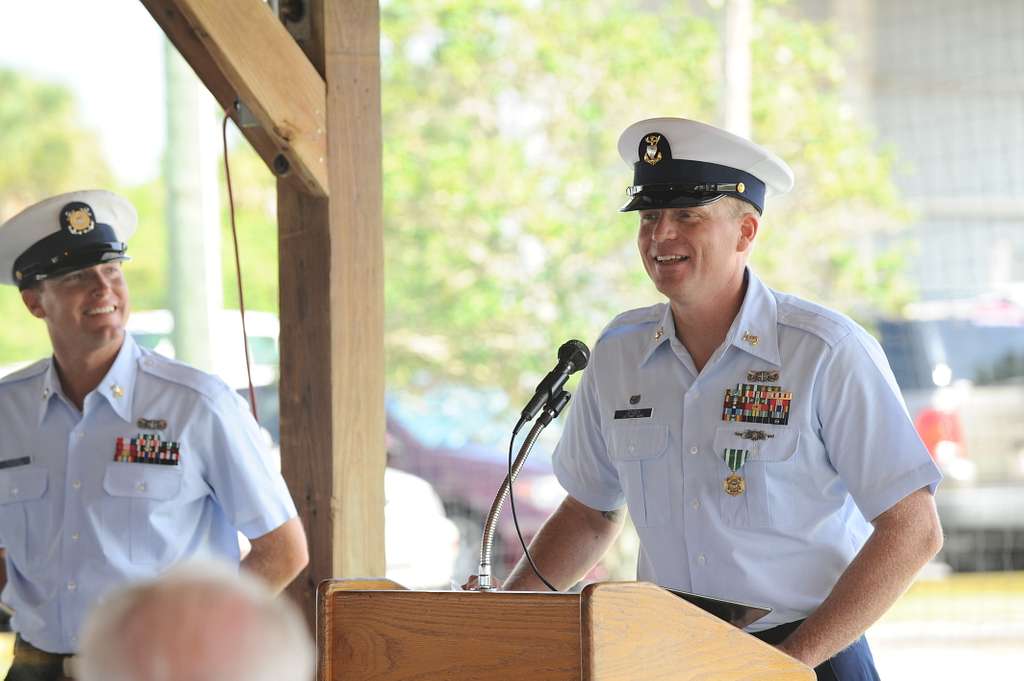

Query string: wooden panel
[318,588,581,681]
[140,0,284,178]
[582,583,814,681]
[166,0,329,196]
[323,0,386,579]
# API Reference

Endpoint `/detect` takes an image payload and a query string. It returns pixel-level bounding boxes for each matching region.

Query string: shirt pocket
[608,424,672,527]
[713,425,800,528]
[103,463,184,565]
[0,466,49,569]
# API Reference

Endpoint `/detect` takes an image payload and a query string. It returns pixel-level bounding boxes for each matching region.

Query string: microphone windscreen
[557,339,590,372]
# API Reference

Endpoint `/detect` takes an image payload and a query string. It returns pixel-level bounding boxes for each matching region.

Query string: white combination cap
[0,189,137,288]
[617,117,794,213]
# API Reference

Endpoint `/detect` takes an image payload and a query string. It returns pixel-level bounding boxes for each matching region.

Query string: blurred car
[384,467,460,588]
[384,399,564,580]
[127,309,280,389]
[876,305,1024,571]
[127,309,563,581]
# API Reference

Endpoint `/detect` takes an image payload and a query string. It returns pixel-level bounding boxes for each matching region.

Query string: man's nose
[651,213,677,241]
[90,272,113,294]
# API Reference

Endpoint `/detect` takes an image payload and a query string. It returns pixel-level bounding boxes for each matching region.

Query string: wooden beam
[324,0,385,579]
[143,0,329,197]
[279,0,385,623]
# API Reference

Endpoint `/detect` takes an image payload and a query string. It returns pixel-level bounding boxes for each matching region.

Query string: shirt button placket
[64,423,87,650]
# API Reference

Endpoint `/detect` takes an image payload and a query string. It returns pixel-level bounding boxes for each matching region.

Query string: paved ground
[868,571,1024,678]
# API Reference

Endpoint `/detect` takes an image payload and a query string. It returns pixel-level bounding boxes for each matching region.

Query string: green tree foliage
[0,69,114,363]
[1,3,916,407]
[381,0,912,402]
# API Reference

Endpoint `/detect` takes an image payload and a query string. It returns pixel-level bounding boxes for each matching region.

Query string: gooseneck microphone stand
[475,390,571,592]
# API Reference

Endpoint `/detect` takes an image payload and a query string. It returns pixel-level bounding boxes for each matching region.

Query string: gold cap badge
[63,205,96,235]
[643,134,663,166]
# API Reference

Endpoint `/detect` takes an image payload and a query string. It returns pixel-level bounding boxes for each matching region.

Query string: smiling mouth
[654,255,689,263]
[85,305,117,316]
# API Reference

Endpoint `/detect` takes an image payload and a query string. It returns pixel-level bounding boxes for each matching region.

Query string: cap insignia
[643,134,663,166]
[61,202,96,236]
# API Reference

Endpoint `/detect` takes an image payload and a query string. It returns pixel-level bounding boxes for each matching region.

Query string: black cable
[508,423,558,591]
[221,111,258,422]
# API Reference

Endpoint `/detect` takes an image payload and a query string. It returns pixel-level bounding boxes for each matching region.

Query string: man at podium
[498,118,943,681]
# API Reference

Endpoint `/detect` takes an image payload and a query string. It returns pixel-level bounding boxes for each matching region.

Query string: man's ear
[21,287,47,319]
[737,211,760,253]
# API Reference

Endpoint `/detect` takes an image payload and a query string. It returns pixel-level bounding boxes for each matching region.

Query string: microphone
[519,340,590,425]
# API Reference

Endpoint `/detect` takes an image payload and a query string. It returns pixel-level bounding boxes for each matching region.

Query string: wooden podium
[317,579,814,681]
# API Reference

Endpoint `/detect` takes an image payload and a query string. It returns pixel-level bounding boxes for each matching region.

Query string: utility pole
[722,0,753,138]
[164,40,222,371]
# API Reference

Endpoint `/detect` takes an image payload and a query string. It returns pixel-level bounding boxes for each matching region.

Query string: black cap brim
[619,191,725,213]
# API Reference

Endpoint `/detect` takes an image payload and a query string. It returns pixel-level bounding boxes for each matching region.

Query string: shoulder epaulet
[137,351,233,401]
[775,292,857,348]
[0,359,48,387]
[596,303,664,345]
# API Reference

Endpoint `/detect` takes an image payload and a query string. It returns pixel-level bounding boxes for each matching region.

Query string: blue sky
[0,1,167,185]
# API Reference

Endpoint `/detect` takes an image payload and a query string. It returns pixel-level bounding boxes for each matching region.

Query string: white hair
[76,561,315,681]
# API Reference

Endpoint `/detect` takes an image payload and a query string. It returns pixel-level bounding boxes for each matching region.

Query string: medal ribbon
[723,447,748,472]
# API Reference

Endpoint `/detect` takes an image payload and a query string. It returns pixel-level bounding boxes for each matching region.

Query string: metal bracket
[275,0,311,44]
[233,100,260,129]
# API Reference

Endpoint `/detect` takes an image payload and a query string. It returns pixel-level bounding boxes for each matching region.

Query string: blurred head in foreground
[76,562,315,681]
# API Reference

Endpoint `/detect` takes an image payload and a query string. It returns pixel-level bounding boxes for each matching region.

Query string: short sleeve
[552,349,627,512]
[199,389,298,539]
[816,330,942,521]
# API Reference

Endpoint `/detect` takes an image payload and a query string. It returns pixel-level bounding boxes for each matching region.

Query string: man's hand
[241,516,309,594]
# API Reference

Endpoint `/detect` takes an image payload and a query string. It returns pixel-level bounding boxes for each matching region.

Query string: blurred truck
[876,301,1024,571]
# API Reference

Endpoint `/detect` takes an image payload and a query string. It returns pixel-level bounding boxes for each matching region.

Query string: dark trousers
[4,636,72,681]
[752,620,881,681]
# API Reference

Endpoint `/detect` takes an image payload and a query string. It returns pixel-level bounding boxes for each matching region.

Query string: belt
[749,619,804,646]
[12,635,77,680]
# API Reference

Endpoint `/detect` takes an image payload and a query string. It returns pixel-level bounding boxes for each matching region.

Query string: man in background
[76,562,315,681]
[0,190,308,681]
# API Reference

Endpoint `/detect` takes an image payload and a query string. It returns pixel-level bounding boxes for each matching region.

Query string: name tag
[0,456,31,470]
[613,408,653,420]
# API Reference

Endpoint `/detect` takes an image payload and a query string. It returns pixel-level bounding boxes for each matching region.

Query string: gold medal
[724,473,745,496]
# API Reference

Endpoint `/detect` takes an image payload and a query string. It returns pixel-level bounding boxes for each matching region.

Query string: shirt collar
[36,333,140,426]
[38,361,65,425]
[723,268,782,366]
[638,268,781,368]
[96,333,140,424]
[639,303,676,367]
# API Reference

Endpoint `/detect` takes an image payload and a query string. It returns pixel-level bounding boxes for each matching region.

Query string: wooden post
[280,0,385,621]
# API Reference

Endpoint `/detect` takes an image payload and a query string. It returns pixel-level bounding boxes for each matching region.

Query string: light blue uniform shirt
[554,269,941,631]
[0,333,297,653]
